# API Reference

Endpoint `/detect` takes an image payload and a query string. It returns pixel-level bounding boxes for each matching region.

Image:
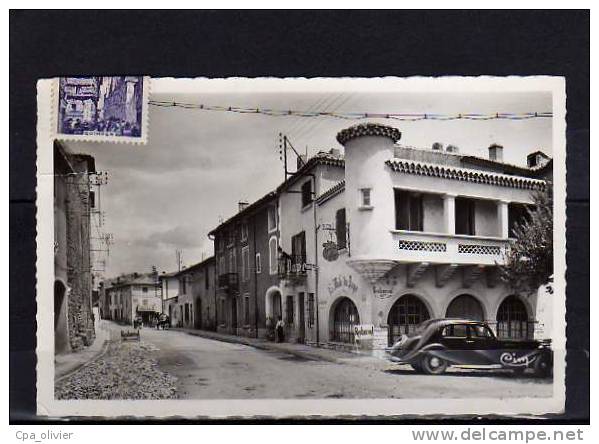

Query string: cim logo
[499,351,537,367]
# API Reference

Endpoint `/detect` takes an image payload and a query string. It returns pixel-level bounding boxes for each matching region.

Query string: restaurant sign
[353,324,374,339]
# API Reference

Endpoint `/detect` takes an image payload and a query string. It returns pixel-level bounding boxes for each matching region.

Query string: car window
[470,324,494,339]
[441,324,468,338]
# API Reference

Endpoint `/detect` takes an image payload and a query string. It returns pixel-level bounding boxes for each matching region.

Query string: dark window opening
[286,295,294,324]
[497,295,532,340]
[291,231,307,272]
[301,180,312,207]
[394,189,423,231]
[455,197,476,235]
[335,208,347,250]
[244,296,250,325]
[307,293,315,328]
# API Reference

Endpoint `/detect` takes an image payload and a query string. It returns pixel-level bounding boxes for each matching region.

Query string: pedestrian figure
[275,316,285,343]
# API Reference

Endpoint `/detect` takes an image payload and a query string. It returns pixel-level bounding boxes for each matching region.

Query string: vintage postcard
[36,76,566,418]
[53,76,149,144]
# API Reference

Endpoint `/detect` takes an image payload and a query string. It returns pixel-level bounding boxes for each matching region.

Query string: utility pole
[176,250,183,272]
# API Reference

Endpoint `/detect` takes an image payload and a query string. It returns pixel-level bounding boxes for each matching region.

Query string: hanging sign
[322,241,339,262]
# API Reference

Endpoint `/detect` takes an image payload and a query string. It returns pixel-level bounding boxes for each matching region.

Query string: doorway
[298,292,305,343]
[231,297,238,334]
[195,299,202,329]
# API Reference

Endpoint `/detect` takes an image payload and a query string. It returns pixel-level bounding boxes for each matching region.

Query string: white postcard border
[36,76,567,418]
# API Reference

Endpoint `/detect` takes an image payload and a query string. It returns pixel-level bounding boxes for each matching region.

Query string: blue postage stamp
[55,76,149,144]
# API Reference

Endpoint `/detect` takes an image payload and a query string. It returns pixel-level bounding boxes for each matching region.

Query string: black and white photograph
[9,9,590,431]
[35,76,567,417]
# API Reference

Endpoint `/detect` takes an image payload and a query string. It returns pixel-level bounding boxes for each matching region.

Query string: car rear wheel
[533,353,552,378]
[421,354,448,375]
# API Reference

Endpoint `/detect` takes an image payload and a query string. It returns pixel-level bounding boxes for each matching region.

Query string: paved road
[140,326,552,400]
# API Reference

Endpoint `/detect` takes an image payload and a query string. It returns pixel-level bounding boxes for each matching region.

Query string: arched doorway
[266,287,283,320]
[496,295,531,339]
[331,297,360,343]
[387,294,430,346]
[446,294,484,321]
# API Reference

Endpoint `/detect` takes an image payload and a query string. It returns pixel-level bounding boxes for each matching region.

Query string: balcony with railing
[391,230,510,266]
[278,255,308,282]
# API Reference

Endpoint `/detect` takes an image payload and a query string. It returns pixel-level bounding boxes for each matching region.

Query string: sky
[65,78,553,279]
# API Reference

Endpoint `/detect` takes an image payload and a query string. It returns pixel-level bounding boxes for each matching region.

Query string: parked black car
[386,318,552,377]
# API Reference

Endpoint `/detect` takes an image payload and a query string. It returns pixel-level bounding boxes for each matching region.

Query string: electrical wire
[149,100,552,122]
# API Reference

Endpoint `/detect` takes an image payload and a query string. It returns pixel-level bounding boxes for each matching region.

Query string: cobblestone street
[55,339,178,400]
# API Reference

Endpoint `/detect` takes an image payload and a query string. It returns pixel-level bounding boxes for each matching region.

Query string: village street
[143,325,552,400]
[55,320,553,400]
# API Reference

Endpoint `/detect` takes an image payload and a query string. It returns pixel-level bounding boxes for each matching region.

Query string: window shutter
[336,208,347,249]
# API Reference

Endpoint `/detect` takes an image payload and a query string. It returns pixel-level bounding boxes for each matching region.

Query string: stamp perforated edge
[51,76,150,145]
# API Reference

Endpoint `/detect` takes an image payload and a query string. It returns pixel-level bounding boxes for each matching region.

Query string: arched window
[331,297,360,343]
[446,294,484,321]
[387,294,430,345]
[497,295,531,339]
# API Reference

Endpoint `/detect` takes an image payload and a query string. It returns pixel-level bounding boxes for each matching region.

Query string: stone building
[54,141,96,353]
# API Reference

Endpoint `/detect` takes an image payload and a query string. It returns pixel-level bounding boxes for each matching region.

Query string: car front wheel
[410,362,423,373]
[421,354,448,375]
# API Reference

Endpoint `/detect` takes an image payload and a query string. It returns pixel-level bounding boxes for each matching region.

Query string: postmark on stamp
[54,76,149,144]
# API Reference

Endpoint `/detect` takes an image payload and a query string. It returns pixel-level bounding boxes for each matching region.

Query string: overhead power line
[149,100,552,122]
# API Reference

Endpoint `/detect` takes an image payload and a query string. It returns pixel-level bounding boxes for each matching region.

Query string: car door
[437,323,472,364]
[466,323,500,365]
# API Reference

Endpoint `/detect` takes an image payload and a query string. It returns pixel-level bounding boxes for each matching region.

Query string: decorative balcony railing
[217,272,239,292]
[278,255,308,279]
[391,230,510,265]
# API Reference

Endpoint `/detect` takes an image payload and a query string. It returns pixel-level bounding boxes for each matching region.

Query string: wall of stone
[64,155,96,351]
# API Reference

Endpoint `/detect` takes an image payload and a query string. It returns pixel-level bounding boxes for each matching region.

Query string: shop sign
[322,241,339,262]
[327,275,358,296]
[373,285,394,299]
[353,324,374,339]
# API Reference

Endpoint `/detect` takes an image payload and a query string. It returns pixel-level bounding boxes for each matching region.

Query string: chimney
[445,144,459,153]
[328,148,341,158]
[238,200,249,212]
[488,143,504,162]
[297,154,308,169]
[527,151,549,168]
[432,142,443,151]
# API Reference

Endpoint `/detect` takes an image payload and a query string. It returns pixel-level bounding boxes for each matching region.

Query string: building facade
[103,274,161,325]
[202,123,551,354]
[169,257,216,329]
[309,124,549,354]
[54,141,97,353]
[275,150,345,344]
[209,195,281,339]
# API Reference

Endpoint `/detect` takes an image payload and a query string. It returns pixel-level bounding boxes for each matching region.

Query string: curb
[55,329,113,383]
[176,329,343,364]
